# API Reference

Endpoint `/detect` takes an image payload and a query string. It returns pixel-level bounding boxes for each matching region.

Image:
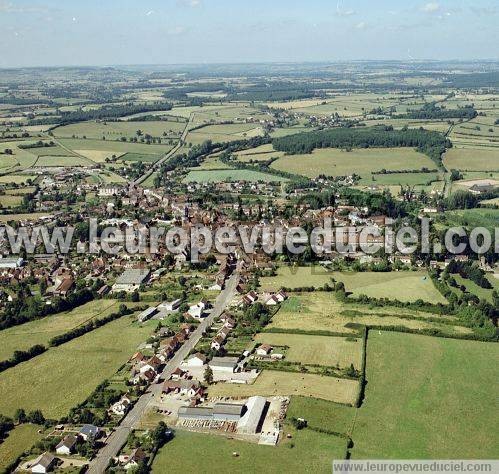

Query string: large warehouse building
[237,396,268,435]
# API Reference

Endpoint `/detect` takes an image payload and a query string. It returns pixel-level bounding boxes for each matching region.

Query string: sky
[0,0,498,68]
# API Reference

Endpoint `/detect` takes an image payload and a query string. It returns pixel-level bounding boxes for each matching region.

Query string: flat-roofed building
[112,268,150,293]
[208,356,239,373]
[178,407,213,421]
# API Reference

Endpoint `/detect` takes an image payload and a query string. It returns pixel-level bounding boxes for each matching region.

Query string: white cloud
[355,21,367,30]
[470,6,497,16]
[146,10,154,16]
[421,2,440,13]
[168,25,187,35]
[335,0,355,17]
[177,0,201,7]
[0,0,50,13]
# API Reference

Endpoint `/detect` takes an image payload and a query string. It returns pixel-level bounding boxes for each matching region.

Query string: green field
[271,147,436,178]
[53,120,185,140]
[254,333,362,368]
[260,267,447,303]
[33,155,93,167]
[358,172,441,186]
[0,300,124,361]
[208,370,359,405]
[443,147,499,171]
[152,426,347,474]
[119,152,161,163]
[452,274,499,304]
[351,332,499,458]
[0,175,36,185]
[0,424,42,471]
[267,293,468,336]
[183,169,287,183]
[286,396,356,436]
[0,315,151,418]
[186,123,264,145]
[58,138,174,156]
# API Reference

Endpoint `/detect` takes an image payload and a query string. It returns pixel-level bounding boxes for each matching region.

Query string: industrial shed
[212,403,245,422]
[237,396,268,434]
[178,407,213,421]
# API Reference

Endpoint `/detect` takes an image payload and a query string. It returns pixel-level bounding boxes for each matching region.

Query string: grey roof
[178,407,213,419]
[56,434,77,450]
[209,356,239,368]
[115,268,150,286]
[79,424,100,436]
[32,452,56,469]
[213,403,244,416]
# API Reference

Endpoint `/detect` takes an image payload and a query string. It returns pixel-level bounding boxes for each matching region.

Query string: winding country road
[87,270,239,474]
[132,112,193,186]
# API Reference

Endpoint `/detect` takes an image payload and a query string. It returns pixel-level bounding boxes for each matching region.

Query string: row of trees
[398,102,477,120]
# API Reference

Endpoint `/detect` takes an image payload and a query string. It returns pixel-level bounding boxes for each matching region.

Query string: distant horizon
[1,0,497,68]
[2,58,499,71]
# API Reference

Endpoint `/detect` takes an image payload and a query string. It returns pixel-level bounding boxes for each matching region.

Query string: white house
[30,452,57,473]
[187,352,207,367]
[110,396,131,416]
[55,434,77,455]
[256,344,273,356]
[188,301,207,319]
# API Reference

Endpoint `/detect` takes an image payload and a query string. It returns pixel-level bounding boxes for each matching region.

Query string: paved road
[132,112,193,187]
[87,271,239,474]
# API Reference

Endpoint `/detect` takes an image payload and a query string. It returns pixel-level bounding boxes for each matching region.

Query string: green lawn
[271,147,435,179]
[0,425,41,471]
[152,426,347,474]
[351,332,499,459]
[0,315,151,418]
[453,274,499,304]
[0,300,124,361]
[183,169,287,183]
[443,147,499,171]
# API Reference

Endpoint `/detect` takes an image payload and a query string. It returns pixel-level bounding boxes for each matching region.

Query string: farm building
[209,356,239,373]
[112,268,150,292]
[55,434,77,455]
[237,396,268,434]
[213,403,245,422]
[137,306,158,322]
[30,452,57,473]
[178,407,214,421]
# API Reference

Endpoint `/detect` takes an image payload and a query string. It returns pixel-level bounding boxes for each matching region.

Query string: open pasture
[267,293,467,336]
[183,168,286,183]
[0,425,41,471]
[0,315,151,418]
[152,425,348,474]
[260,266,446,303]
[186,123,264,145]
[234,143,285,162]
[58,138,174,155]
[270,147,435,178]
[443,147,499,171]
[351,332,499,459]
[53,119,185,140]
[208,369,359,405]
[0,300,124,361]
[254,333,363,368]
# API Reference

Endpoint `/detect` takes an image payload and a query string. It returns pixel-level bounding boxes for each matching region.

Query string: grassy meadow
[0,425,42,471]
[0,315,151,418]
[208,370,359,405]
[183,169,286,183]
[351,332,499,459]
[270,147,435,178]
